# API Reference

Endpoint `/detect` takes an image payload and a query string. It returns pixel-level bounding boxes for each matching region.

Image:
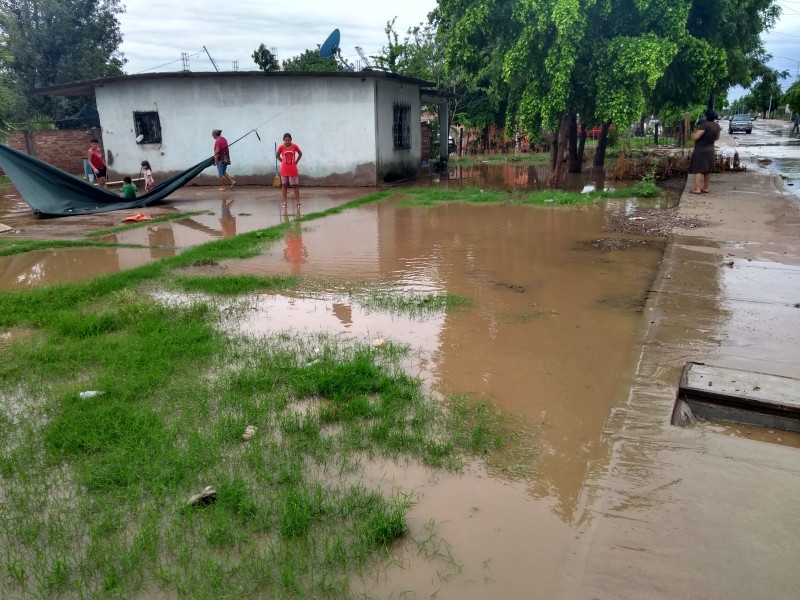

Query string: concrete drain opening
[672,362,800,437]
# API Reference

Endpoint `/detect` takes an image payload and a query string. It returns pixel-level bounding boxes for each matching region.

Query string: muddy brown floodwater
[196,198,666,598]
[1,173,670,598]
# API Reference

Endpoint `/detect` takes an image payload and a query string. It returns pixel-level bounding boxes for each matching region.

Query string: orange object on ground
[121,213,152,223]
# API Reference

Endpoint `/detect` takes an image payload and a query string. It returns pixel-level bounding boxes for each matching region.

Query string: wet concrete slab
[572,127,800,600]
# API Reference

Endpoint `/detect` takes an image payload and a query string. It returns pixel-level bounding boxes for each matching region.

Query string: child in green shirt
[120,176,137,199]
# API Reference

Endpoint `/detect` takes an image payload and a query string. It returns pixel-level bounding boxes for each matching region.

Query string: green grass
[0,239,147,257]
[448,153,551,166]
[83,211,212,238]
[397,176,659,208]
[0,290,531,597]
[0,185,537,597]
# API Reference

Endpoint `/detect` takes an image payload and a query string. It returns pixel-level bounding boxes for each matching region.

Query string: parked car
[728,114,753,134]
[448,136,456,154]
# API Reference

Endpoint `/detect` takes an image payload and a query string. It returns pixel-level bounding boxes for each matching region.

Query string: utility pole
[203,46,219,72]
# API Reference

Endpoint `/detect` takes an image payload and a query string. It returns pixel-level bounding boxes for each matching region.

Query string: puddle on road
[0,245,175,291]
[219,199,665,517]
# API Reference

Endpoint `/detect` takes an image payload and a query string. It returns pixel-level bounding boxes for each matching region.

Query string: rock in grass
[242,425,257,441]
[187,485,216,506]
[371,338,387,348]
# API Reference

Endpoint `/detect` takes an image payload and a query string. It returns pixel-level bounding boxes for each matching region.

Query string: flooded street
[2,125,798,598]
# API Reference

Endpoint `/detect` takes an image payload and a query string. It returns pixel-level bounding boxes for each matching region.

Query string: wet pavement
[1,123,799,598]
[572,123,800,600]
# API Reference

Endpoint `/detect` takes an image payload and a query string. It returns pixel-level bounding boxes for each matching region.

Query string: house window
[133,111,162,143]
[392,102,411,150]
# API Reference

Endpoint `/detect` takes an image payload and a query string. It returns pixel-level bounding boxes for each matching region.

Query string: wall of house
[375,79,421,183]
[94,75,381,186]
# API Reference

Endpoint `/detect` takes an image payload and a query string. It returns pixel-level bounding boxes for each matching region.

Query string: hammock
[0,144,213,217]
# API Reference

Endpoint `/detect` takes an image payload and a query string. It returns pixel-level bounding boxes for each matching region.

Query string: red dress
[278,143,301,177]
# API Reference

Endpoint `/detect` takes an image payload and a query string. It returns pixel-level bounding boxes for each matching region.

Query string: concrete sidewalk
[568,135,800,598]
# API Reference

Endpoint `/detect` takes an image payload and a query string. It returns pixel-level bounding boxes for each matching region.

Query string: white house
[35,71,449,186]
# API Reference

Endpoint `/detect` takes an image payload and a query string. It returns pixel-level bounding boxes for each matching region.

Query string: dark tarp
[0,144,213,217]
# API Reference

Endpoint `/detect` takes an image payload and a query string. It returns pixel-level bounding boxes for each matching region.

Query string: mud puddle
[190,197,666,597]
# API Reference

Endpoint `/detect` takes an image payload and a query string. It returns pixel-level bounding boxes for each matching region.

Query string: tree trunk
[593,118,613,166]
[577,122,587,166]
[549,114,570,186]
[568,113,581,173]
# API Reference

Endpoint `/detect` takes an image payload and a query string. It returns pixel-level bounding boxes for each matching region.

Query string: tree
[441,0,783,182]
[782,80,800,116]
[282,49,341,72]
[747,66,788,115]
[0,0,125,120]
[252,43,280,72]
[0,37,15,140]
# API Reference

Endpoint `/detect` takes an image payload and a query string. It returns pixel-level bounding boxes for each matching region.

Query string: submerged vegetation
[0,284,531,597]
[0,190,537,597]
[397,175,660,207]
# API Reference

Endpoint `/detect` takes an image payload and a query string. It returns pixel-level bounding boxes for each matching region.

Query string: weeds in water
[175,273,301,295]
[0,286,533,598]
[0,239,146,257]
[395,184,659,208]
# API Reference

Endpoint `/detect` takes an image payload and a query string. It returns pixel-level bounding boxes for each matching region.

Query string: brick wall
[6,129,102,174]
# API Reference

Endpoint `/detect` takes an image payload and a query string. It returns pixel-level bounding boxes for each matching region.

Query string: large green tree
[282,49,341,72]
[440,0,782,182]
[783,80,800,116]
[0,0,125,121]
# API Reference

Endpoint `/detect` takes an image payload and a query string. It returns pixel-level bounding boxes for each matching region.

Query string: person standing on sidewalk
[212,129,236,191]
[689,109,721,194]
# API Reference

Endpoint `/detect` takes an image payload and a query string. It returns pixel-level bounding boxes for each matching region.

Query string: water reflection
[222,199,665,523]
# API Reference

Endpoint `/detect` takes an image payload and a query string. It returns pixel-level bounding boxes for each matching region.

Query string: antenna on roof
[203,46,220,72]
[355,47,371,70]
[319,29,354,71]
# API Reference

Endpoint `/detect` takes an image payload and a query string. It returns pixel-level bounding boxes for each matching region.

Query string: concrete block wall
[6,129,100,174]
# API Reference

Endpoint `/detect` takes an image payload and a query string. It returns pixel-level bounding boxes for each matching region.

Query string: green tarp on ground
[0,144,213,218]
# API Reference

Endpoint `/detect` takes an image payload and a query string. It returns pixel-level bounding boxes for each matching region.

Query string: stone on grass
[242,425,257,441]
[188,485,216,506]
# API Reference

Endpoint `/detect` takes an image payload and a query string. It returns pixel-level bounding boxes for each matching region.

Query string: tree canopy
[252,43,280,72]
[282,49,341,72]
[0,0,126,120]
[440,0,782,132]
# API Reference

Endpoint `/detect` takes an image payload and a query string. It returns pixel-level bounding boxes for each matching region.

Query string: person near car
[689,109,721,195]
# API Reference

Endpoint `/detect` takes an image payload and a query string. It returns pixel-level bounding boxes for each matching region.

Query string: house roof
[32,70,436,97]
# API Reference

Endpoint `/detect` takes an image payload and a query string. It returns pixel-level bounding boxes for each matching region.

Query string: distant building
[34,71,449,186]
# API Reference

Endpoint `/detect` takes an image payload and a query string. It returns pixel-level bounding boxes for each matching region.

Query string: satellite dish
[319,29,340,59]
[135,134,144,143]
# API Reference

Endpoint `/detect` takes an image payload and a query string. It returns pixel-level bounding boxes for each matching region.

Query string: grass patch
[0,239,147,257]
[448,153,551,167]
[83,211,212,238]
[354,288,471,316]
[0,287,532,597]
[174,274,301,295]
[397,180,659,208]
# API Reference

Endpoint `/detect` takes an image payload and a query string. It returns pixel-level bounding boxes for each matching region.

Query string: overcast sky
[117,0,800,100]
[117,0,438,74]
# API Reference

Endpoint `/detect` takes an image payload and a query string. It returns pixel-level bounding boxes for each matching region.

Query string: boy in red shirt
[276,132,303,208]
[87,138,107,187]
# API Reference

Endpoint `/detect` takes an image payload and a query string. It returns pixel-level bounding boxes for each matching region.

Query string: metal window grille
[393,102,411,150]
[133,111,162,143]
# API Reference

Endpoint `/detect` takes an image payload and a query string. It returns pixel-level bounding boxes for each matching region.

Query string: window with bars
[133,111,162,143]
[392,102,411,150]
